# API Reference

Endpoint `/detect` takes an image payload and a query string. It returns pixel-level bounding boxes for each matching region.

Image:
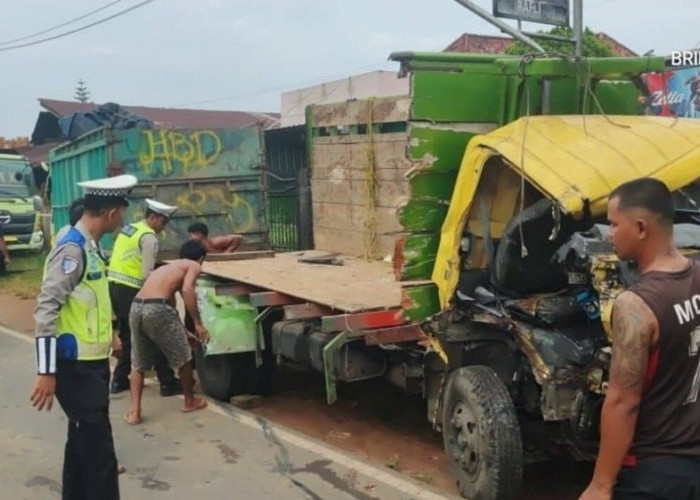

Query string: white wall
[280,70,410,127]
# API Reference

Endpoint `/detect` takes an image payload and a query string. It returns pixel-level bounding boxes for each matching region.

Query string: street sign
[493,0,569,26]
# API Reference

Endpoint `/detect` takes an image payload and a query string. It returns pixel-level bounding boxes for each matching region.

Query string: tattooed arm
[580,291,658,499]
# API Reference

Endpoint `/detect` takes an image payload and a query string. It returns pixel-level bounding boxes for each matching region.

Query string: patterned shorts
[129,300,192,372]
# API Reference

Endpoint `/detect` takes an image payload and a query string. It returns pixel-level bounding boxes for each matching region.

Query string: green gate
[264,126,312,252]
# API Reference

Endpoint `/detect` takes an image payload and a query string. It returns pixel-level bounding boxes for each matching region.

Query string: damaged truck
[47,52,700,500]
[190,53,700,499]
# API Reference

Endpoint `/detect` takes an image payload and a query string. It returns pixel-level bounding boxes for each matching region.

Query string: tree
[505,26,614,57]
[74,79,91,103]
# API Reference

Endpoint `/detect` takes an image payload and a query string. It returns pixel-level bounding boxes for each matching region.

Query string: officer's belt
[107,270,143,288]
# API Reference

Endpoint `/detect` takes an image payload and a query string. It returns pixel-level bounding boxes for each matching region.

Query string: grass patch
[0,250,47,299]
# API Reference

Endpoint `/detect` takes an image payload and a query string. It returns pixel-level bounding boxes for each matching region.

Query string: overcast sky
[0,0,698,137]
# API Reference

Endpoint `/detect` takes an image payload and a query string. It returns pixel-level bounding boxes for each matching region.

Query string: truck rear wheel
[442,366,523,500]
[195,348,273,400]
[194,347,235,401]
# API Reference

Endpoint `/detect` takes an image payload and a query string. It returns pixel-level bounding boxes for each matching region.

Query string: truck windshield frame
[0,159,34,198]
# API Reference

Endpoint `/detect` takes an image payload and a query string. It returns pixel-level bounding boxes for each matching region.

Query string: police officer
[0,220,10,273]
[30,174,138,500]
[54,197,85,245]
[108,198,182,396]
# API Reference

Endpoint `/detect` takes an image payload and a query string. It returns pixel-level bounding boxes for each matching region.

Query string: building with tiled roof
[444,32,638,57]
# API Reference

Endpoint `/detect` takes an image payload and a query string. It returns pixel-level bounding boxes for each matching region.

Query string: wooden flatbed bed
[202,250,407,313]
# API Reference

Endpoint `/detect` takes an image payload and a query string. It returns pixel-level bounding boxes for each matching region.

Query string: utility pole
[573,0,583,58]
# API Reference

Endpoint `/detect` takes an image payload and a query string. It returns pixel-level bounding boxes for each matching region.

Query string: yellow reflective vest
[53,228,112,361]
[108,220,154,289]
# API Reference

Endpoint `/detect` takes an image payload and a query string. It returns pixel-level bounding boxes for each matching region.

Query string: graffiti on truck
[176,188,256,233]
[138,130,223,176]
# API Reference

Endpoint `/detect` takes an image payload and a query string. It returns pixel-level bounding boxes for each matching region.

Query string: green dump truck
[191,53,700,499]
[0,153,44,251]
[49,125,271,255]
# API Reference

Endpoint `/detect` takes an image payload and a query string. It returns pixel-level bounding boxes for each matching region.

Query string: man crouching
[124,240,210,424]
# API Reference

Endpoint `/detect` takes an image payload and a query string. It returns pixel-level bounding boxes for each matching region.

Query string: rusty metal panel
[50,125,269,253]
[364,325,426,345]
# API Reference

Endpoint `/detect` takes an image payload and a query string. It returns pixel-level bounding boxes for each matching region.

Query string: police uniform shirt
[34,221,104,366]
[140,199,175,281]
[139,230,158,281]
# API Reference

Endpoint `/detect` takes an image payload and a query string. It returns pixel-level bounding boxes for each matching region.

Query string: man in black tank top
[581,178,700,500]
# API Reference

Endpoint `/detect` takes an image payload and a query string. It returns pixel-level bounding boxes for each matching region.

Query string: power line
[171,61,395,108]
[0,0,123,47]
[0,0,157,52]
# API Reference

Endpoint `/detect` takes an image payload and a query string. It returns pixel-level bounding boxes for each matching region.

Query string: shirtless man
[124,240,210,424]
[187,222,243,253]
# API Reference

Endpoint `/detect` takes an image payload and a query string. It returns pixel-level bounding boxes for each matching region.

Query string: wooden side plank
[283,303,335,320]
[205,251,275,262]
[249,291,303,307]
[321,308,406,332]
[213,283,263,296]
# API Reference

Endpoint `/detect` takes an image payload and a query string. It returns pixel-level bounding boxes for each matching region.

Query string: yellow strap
[427,335,449,365]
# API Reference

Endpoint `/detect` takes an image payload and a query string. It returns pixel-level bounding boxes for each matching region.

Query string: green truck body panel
[196,279,260,356]
[49,126,269,254]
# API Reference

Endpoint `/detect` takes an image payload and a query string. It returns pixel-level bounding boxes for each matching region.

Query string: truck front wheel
[442,366,523,500]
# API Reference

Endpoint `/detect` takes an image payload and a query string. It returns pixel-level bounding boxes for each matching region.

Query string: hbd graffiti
[138,130,223,176]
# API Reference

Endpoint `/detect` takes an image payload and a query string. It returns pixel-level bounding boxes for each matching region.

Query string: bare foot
[182,397,207,413]
[124,410,141,425]
[117,463,126,474]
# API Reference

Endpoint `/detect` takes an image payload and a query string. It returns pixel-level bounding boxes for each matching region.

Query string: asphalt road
[0,326,454,500]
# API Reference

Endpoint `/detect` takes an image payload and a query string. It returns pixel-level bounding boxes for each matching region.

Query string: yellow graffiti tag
[138,130,223,176]
[176,188,256,233]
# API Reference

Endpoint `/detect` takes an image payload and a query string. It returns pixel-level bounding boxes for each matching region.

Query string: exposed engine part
[540,382,579,421]
[568,390,601,440]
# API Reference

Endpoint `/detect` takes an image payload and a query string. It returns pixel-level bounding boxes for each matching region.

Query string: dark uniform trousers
[614,456,700,499]
[55,359,119,500]
[109,282,176,387]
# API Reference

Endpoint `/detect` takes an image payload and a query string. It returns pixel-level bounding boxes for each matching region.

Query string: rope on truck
[363,97,378,260]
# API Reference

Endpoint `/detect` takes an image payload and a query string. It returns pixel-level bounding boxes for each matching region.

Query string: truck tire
[442,366,523,500]
[194,347,235,401]
[194,348,271,400]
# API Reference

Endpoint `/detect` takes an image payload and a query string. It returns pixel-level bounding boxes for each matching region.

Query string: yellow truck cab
[0,153,44,251]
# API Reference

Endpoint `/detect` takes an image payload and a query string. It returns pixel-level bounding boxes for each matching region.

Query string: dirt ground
[250,368,593,499]
[0,290,591,499]
[0,293,36,334]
